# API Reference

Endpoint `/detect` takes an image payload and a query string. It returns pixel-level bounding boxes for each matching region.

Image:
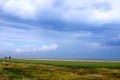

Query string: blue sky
[0,0,120,59]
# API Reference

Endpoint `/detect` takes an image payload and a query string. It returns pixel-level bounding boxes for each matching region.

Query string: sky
[0,0,120,59]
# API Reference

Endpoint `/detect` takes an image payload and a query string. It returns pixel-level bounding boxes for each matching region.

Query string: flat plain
[0,59,120,80]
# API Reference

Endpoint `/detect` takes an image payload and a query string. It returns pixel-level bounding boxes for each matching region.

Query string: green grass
[0,59,120,80]
[1,59,120,69]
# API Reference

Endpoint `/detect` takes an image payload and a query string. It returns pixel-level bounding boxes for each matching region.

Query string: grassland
[0,59,120,80]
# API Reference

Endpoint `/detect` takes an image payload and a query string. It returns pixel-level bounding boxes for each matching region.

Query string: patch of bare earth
[87,74,103,78]
[0,78,6,80]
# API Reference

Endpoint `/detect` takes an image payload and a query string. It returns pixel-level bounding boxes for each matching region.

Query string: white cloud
[61,0,120,23]
[15,44,58,53]
[0,0,7,7]
[3,0,37,19]
[2,0,53,19]
[1,0,120,23]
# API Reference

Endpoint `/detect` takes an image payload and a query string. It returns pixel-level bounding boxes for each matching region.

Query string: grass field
[0,59,120,80]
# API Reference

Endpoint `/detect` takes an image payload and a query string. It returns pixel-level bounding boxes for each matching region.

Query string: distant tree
[9,56,11,59]
[4,57,7,59]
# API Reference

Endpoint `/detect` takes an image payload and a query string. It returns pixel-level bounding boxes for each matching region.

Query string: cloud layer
[0,0,120,23]
[0,0,120,59]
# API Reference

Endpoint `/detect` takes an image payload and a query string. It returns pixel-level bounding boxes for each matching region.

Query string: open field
[0,59,120,80]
